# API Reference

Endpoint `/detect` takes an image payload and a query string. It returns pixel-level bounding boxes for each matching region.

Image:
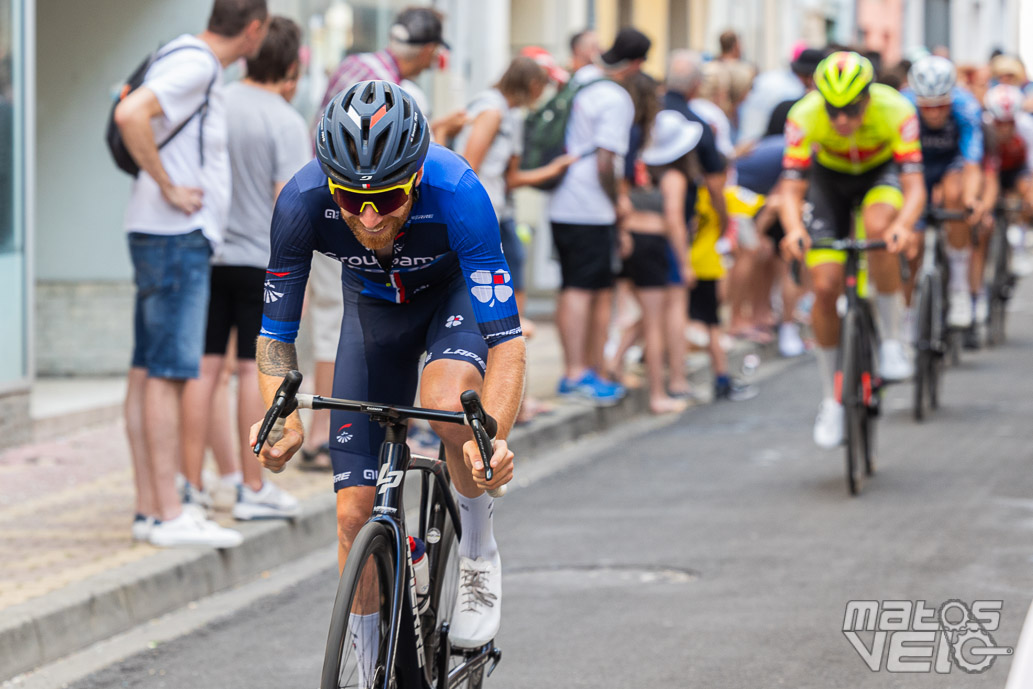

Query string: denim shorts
[128,230,212,379]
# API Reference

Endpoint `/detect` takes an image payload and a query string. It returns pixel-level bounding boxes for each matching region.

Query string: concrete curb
[1,339,773,681]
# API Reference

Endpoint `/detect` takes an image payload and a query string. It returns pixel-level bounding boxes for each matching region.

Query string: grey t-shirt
[218,81,311,267]
[453,89,522,220]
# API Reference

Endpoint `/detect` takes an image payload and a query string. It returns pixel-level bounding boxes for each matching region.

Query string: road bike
[912,207,968,421]
[254,371,504,688]
[985,199,1022,346]
[801,238,887,495]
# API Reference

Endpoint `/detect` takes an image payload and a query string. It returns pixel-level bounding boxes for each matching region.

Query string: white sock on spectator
[876,292,902,342]
[457,492,497,560]
[815,346,838,402]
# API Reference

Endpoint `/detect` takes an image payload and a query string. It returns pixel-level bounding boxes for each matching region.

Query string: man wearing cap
[549,28,648,404]
[302,7,461,466]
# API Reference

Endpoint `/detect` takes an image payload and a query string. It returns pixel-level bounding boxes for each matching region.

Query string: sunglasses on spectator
[327,173,418,215]
[824,98,867,119]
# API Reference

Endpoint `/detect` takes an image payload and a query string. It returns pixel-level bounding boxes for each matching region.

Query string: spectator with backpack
[180,15,309,521]
[113,0,269,548]
[546,27,650,405]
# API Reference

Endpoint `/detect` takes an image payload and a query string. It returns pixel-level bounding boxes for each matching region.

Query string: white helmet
[908,56,956,103]
[985,84,1024,121]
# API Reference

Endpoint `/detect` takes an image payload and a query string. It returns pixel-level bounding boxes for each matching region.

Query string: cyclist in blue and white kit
[905,56,987,338]
[250,81,523,652]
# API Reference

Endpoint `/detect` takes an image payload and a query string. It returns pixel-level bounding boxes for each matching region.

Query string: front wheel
[912,276,933,422]
[841,309,867,495]
[321,522,397,689]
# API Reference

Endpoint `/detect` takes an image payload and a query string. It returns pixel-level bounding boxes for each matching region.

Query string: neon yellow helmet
[814,51,874,107]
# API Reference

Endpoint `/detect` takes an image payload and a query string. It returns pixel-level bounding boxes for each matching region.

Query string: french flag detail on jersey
[391,273,406,303]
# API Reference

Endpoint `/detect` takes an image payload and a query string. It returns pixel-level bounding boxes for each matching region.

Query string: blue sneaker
[558,371,623,406]
[582,370,626,399]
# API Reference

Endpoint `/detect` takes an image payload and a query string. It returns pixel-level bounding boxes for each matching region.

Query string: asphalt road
[62,285,1033,689]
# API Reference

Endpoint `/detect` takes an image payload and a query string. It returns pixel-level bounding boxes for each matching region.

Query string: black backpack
[106,44,218,176]
[519,77,608,190]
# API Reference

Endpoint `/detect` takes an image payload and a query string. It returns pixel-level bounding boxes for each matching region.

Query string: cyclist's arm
[956,93,986,213]
[482,337,526,441]
[962,162,984,215]
[895,170,927,233]
[250,179,318,467]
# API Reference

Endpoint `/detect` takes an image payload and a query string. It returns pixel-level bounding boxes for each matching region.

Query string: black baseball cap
[600,27,651,67]
[390,7,450,49]
[791,48,825,76]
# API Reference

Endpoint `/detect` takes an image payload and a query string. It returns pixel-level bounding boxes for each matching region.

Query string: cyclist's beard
[343,197,413,251]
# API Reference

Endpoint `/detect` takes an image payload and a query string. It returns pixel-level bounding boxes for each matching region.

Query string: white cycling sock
[875,292,902,342]
[457,492,497,561]
[815,347,838,402]
[946,246,971,292]
[349,612,379,685]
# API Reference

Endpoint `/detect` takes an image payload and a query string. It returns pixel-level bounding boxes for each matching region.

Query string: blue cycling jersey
[904,87,984,172]
[261,144,522,348]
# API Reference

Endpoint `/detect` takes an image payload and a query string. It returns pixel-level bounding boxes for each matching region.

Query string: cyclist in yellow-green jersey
[778,52,927,449]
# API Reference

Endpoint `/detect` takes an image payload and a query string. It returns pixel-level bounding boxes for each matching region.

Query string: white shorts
[307,252,344,363]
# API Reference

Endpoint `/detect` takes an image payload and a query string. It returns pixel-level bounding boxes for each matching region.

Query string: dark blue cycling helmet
[316,80,430,189]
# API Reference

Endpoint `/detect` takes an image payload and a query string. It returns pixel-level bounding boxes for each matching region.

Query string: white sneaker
[947,289,973,328]
[232,482,300,520]
[778,322,805,358]
[131,515,156,542]
[449,553,502,648]
[813,399,844,449]
[148,510,243,549]
[879,339,913,381]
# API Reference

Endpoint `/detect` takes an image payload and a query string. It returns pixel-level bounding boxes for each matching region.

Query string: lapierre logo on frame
[843,599,1012,674]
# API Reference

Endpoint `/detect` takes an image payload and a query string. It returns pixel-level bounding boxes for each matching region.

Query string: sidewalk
[0,320,774,681]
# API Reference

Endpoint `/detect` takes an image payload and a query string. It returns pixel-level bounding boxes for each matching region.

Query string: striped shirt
[320,49,402,110]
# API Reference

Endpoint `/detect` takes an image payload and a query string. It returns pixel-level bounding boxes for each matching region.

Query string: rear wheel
[841,309,866,495]
[321,522,397,689]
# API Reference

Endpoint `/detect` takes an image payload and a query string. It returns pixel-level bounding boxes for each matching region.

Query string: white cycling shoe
[813,399,844,449]
[449,553,501,648]
[879,339,913,382]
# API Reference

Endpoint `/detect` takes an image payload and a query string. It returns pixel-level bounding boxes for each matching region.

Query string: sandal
[298,443,332,471]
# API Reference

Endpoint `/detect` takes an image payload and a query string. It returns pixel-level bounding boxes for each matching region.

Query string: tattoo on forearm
[257,337,299,376]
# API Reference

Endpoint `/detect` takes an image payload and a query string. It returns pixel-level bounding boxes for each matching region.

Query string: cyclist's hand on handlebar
[463,437,514,494]
[781,230,809,262]
[886,222,915,258]
[248,419,303,473]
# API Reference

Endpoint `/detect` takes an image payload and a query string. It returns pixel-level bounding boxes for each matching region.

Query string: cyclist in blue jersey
[905,56,988,336]
[249,81,524,651]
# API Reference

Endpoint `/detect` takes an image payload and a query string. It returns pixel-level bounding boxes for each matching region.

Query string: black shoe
[963,326,981,351]
[714,377,759,402]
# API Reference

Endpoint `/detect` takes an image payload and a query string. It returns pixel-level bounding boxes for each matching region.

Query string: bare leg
[181,356,224,489]
[336,486,376,574]
[125,367,156,517]
[638,288,679,411]
[144,377,187,522]
[236,360,267,492]
[665,284,690,394]
[556,288,593,380]
[587,288,613,376]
